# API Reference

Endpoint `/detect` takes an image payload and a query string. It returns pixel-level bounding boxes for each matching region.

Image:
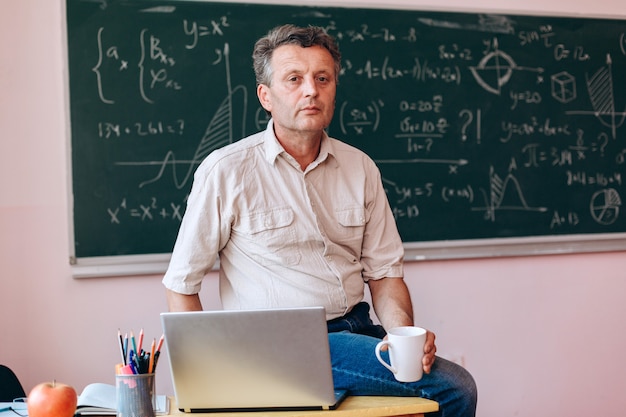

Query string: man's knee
[451,364,478,413]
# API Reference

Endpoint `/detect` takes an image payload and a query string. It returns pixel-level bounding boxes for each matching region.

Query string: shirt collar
[263,119,284,164]
[262,119,338,168]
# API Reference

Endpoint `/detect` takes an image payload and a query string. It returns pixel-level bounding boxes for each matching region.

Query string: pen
[153,351,161,372]
[151,334,164,372]
[118,329,126,365]
[124,333,129,365]
[0,407,12,413]
[129,350,138,374]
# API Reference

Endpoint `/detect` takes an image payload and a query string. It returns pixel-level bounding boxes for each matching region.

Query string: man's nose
[302,76,318,97]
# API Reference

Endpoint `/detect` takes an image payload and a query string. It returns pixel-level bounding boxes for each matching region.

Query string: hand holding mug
[375,326,427,382]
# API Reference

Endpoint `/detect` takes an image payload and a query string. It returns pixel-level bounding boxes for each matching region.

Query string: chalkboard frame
[70,233,626,278]
[65,0,626,278]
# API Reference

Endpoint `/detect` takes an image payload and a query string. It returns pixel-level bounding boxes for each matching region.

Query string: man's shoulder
[197,131,265,171]
[327,136,376,166]
[212,131,265,158]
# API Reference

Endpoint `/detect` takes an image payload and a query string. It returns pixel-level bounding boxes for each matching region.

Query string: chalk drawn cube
[551,71,576,103]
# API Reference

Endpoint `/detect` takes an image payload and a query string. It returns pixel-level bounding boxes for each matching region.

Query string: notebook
[160,306,347,413]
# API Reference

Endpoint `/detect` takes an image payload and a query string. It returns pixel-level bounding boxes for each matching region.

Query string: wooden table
[168,396,439,417]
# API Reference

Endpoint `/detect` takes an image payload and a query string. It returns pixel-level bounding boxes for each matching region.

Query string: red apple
[27,380,78,417]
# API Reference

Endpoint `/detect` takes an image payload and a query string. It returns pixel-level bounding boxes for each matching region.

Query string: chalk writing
[97,120,185,138]
[107,198,184,224]
[66,1,626,258]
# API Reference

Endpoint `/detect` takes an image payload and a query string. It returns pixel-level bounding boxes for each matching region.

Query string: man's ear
[257,84,272,112]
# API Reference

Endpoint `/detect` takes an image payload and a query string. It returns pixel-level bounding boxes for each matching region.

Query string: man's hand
[423,330,436,374]
[368,277,437,374]
[379,328,437,374]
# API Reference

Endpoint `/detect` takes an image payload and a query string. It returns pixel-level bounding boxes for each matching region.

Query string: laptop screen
[160,306,346,412]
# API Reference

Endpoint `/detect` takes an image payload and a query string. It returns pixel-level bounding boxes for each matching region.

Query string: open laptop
[160,306,348,413]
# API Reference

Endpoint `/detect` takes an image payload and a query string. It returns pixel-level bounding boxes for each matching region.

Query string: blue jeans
[327,303,477,417]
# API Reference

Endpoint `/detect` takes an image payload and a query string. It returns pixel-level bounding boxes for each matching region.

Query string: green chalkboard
[66,0,626,263]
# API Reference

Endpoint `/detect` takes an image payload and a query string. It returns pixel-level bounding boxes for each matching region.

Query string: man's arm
[368,277,436,374]
[368,277,414,329]
[166,288,204,312]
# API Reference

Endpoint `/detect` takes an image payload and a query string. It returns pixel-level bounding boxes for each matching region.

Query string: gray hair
[252,24,342,86]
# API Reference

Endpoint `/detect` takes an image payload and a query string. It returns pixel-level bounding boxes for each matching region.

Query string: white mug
[375,326,427,382]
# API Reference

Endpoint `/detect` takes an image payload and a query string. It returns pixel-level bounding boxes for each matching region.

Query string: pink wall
[2,1,626,416]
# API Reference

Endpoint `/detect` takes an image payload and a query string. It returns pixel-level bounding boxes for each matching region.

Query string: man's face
[257,44,337,138]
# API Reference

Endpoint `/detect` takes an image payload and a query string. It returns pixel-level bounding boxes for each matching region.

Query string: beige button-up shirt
[163,120,404,320]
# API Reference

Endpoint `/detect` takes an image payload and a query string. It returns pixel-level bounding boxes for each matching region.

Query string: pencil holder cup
[116,373,156,417]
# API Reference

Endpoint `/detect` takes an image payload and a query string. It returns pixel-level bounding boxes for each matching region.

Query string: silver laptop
[160,306,347,413]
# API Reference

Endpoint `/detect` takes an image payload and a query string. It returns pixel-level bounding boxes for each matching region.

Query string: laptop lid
[160,306,347,413]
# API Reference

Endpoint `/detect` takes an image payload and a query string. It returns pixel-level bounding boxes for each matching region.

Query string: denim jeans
[327,302,477,417]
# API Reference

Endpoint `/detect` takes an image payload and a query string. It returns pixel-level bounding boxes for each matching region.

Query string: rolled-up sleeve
[162,157,231,294]
[360,163,404,281]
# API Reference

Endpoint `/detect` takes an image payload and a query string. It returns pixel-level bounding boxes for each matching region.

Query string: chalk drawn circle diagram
[469,49,515,95]
[590,188,622,225]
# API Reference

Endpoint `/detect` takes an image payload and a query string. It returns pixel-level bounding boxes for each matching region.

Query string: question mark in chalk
[425,138,433,152]
[598,132,609,155]
[459,109,473,141]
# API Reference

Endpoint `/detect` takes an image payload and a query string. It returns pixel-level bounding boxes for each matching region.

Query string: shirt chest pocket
[236,207,300,265]
[334,207,366,245]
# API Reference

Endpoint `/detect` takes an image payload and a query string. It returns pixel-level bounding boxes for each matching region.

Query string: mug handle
[375,340,396,374]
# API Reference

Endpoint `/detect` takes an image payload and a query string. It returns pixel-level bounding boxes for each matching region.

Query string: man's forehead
[271,44,335,72]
